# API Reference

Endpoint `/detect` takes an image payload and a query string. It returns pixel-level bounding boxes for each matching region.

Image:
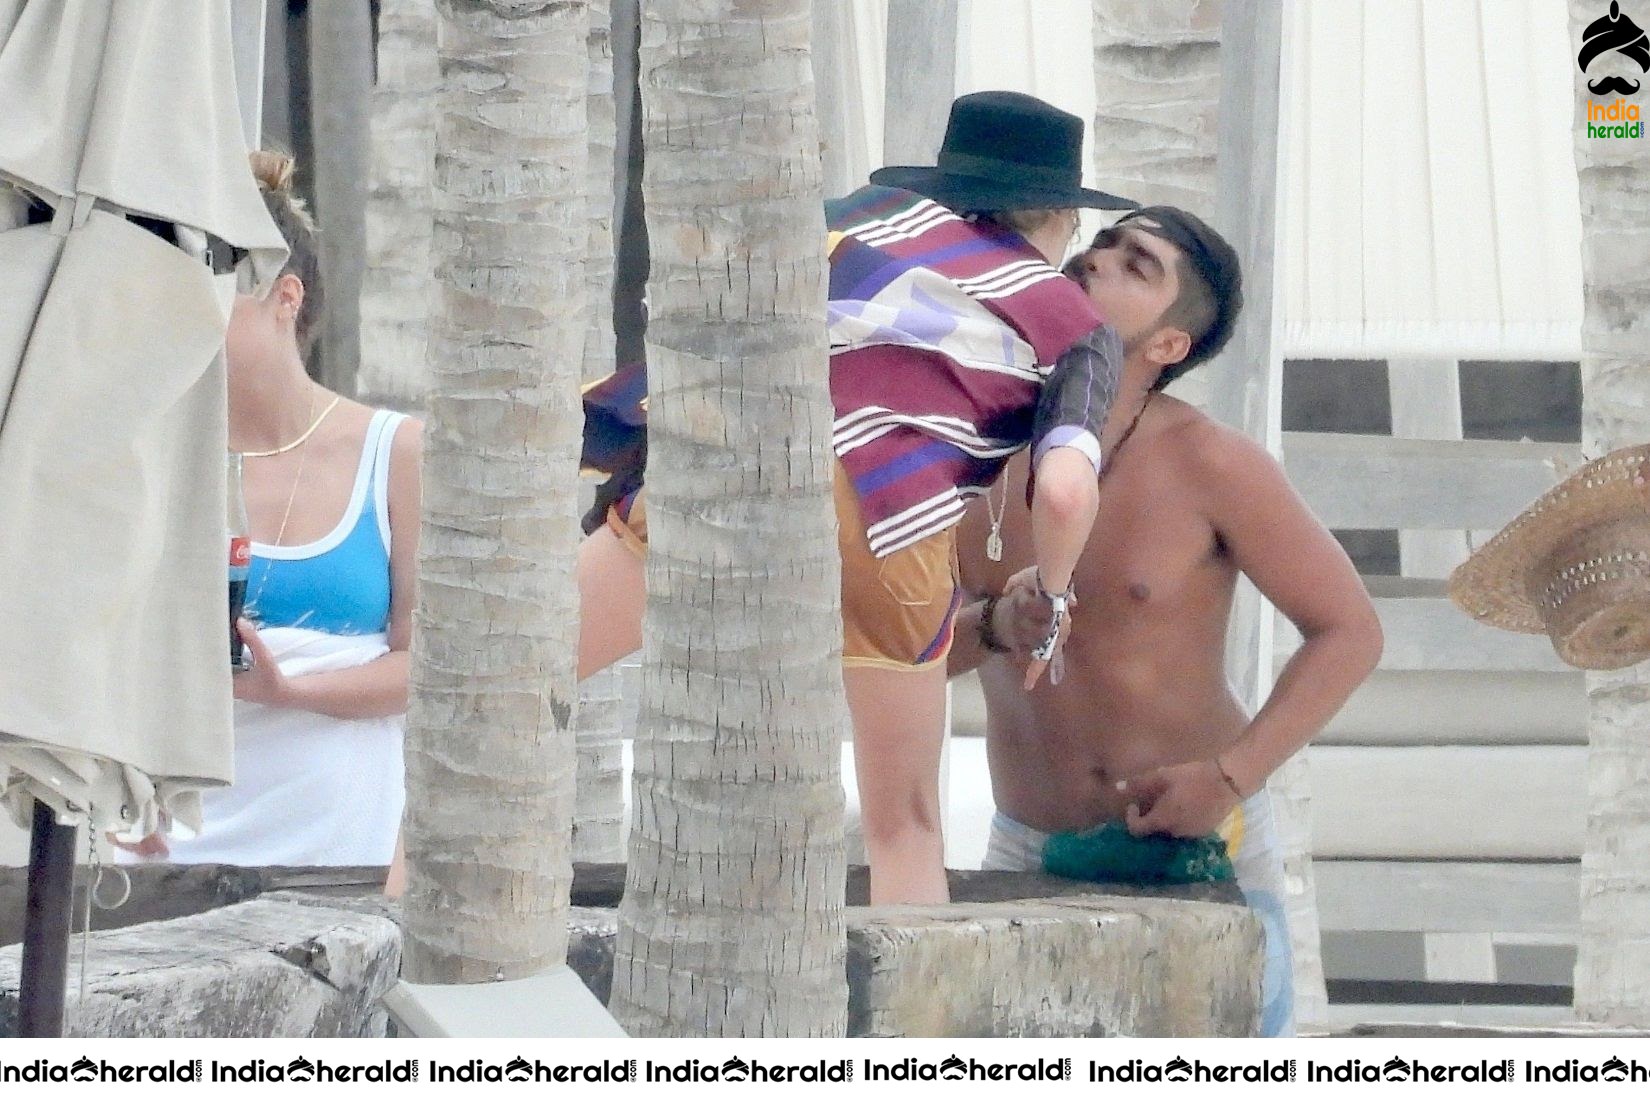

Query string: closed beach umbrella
[0,0,287,1036]
[0,0,284,867]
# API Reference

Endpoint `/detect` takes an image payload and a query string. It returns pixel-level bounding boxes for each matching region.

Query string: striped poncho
[581,186,1115,554]
[826,186,1110,557]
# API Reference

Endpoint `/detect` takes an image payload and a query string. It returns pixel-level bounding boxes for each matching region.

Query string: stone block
[567,894,1261,1038]
[0,893,400,1038]
[1,864,386,947]
[846,896,1261,1037]
[3,871,1261,1038]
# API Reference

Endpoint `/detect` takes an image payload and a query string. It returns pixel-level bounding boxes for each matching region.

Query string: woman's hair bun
[249,149,297,196]
[246,149,322,358]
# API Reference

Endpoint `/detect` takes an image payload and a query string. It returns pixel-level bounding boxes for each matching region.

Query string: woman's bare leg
[577,526,646,680]
[384,831,405,899]
[844,662,950,904]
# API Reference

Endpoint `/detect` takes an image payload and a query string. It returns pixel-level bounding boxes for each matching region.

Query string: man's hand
[232,618,293,707]
[1116,759,1241,839]
[993,566,1076,688]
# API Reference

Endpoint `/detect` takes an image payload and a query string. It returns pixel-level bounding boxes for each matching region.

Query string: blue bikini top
[244,409,406,636]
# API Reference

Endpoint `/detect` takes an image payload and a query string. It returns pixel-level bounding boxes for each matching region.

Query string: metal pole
[18,799,76,1037]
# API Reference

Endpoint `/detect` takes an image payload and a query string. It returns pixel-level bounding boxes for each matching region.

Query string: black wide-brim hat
[870,90,1137,212]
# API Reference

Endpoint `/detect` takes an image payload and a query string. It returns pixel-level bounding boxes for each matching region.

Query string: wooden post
[259,0,292,151]
[882,0,958,167]
[583,0,618,384]
[1567,0,1650,1028]
[307,0,374,394]
[278,1,316,204]
[356,0,439,410]
[572,665,628,862]
[1207,0,1284,715]
[1202,0,1329,1032]
[1388,358,1471,579]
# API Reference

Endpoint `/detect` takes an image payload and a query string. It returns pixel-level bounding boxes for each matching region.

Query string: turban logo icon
[1579,1,1649,96]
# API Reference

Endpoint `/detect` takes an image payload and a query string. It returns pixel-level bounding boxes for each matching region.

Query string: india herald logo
[1579,1,1649,96]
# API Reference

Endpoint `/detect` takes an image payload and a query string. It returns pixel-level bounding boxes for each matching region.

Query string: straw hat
[1448,443,1650,671]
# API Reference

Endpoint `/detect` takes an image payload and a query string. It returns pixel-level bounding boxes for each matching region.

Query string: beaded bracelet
[1213,755,1245,800]
[977,594,1014,654]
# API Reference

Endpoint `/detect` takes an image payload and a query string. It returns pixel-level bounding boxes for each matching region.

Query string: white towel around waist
[118,626,404,868]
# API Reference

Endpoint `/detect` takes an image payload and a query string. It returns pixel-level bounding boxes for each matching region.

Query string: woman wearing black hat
[578,92,1137,905]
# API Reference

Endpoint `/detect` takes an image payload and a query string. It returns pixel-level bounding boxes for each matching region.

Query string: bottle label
[229,535,251,575]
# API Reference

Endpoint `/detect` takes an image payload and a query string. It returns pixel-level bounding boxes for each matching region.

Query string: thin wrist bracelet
[977,594,1014,654]
[1213,755,1245,799]
[1030,591,1070,663]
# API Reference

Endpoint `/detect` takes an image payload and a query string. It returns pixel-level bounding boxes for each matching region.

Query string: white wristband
[1030,592,1069,662]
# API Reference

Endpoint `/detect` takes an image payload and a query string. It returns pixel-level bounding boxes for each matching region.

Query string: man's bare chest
[1073,476,1222,608]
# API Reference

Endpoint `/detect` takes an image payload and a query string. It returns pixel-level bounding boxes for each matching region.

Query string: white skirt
[119,627,404,868]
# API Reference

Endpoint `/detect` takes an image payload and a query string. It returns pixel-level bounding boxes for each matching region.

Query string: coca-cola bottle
[228,452,252,671]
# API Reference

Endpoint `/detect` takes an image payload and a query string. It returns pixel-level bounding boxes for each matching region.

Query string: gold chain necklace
[236,392,342,458]
[242,389,332,618]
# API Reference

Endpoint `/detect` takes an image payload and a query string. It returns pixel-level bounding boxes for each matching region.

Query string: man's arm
[948,596,997,678]
[1122,422,1383,837]
[950,496,996,677]
[1206,427,1383,794]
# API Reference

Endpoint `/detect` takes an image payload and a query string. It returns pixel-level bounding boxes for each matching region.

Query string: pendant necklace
[984,389,1156,562]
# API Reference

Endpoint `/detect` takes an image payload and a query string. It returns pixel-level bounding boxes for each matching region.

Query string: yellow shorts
[606,463,960,670]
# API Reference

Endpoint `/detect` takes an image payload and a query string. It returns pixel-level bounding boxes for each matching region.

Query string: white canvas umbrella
[0,0,285,846]
[0,0,286,1037]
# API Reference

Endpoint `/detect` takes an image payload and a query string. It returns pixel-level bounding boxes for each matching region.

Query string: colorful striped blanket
[826,186,1105,556]
[582,186,1109,555]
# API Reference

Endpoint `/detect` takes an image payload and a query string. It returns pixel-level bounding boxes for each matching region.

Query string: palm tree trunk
[363,1,627,848]
[1091,0,1220,412]
[608,0,849,1037]
[358,0,439,409]
[1568,0,1650,1026]
[401,0,589,983]
[1091,0,1221,208]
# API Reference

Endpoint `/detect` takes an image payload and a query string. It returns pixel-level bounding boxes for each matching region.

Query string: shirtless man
[948,208,1384,1037]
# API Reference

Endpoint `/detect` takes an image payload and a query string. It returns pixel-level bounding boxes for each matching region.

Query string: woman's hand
[232,618,293,707]
[107,829,168,858]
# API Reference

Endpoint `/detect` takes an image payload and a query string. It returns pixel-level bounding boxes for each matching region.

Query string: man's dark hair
[1112,206,1243,391]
